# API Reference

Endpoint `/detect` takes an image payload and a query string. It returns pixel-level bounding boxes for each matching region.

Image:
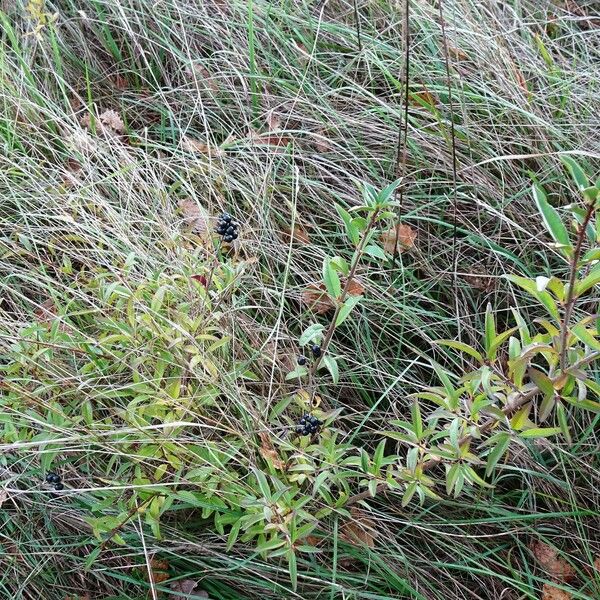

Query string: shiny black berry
[224,235,233,243]
[311,344,321,358]
[297,413,321,436]
[46,472,60,484]
[297,355,307,366]
[54,482,64,491]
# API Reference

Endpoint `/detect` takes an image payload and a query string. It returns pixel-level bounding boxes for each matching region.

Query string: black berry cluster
[215,212,239,243]
[46,472,64,491]
[297,345,321,366]
[296,413,321,436]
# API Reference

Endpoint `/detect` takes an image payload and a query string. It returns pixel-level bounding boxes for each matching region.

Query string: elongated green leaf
[323,355,339,384]
[484,303,496,357]
[335,295,361,326]
[520,427,562,438]
[411,401,423,439]
[336,204,359,245]
[572,323,600,351]
[323,257,341,298]
[364,244,387,260]
[299,323,324,346]
[533,184,572,256]
[561,156,589,191]
[436,339,484,363]
[485,433,510,477]
[575,263,600,296]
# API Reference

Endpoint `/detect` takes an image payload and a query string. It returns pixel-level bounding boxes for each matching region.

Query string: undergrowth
[1,1,600,599]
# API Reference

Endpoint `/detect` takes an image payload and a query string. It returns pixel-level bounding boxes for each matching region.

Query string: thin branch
[559,199,596,371]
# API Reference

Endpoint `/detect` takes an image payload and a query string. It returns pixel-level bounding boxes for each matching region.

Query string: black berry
[54,482,64,491]
[46,472,60,484]
[297,355,307,366]
[296,413,321,436]
[311,344,321,358]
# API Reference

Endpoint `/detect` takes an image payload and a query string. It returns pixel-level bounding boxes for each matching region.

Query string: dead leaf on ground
[0,489,8,508]
[344,276,365,296]
[148,558,170,584]
[282,223,310,244]
[247,128,291,147]
[380,224,416,255]
[80,109,125,136]
[449,46,469,61]
[594,556,600,572]
[178,200,211,241]
[302,283,335,314]
[463,267,496,293]
[170,579,210,598]
[313,129,332,153]
[181,136,223,157]
[531,541,576,582]
[541,583,572,600]
[339,507,378,549]
[258,432,286,470]
[266,110,282,131]
[410,89,438,108]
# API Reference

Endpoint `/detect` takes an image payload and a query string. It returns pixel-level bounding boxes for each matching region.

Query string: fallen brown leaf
[178,200,211,240]
[80,109,125,136]
[313,129,332,153]
[541,584,572,600]
[170,579,210,598]
[463,267,496,293]
[266,110,282,131]
[410,89,438,107]
[149,558,170,584]
[258,432,286,470]
[339,508,377,549]
[531,541,576,582]
[283,223,310,245]
[248,129,291,147]
[380,224,416,255]
[594,556,600,572]
[302,283,335,314]
[99,109,124,133]
[449,46,469,61]
[344,276,365,296]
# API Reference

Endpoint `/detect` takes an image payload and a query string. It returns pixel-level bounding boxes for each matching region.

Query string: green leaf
[323,257,341,299]
[485,433,511,477]
[378,178,402,204]
[532,184,572,257]
[519,427,562,438]
[574,263,600,296]
[287,550,297,591]
[335,295,361,326]
[556,402,572,444]
[484,303,496,357]
[561,156,589,191]
[436,339,484,363]
[323,355,339,384]
[336,204,359,245]
[364,244,387,260]
[299,323,324,346]
[411,401,423,439]
[253,468,272,499]
[572,322,600,351]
